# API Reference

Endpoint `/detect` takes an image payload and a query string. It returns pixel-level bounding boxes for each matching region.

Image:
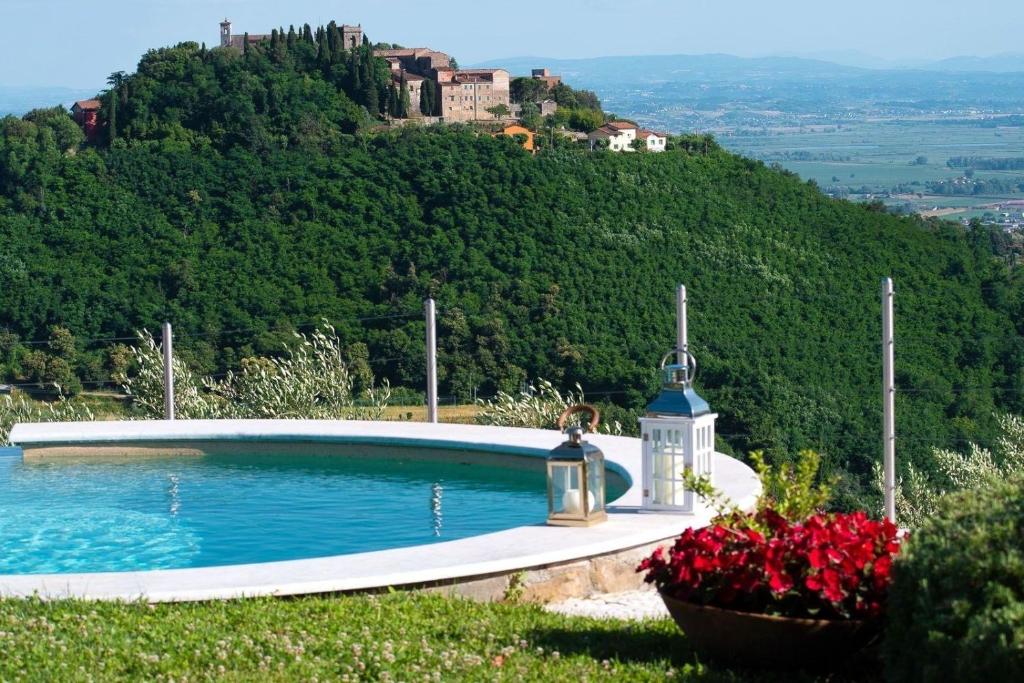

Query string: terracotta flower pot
[659,590,880,669]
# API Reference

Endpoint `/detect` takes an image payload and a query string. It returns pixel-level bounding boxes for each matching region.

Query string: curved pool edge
[3,420,761,602]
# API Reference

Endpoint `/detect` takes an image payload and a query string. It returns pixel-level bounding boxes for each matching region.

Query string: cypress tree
[362,75,379,115]
[287,25,296,50]
[317,36,329,68]
[334,25,345,59]
[398,72,411,118]
[270,29,286,63]
[303,24,313,43]
[420,79,435,116]
[349,47,362,88]
[243,33,250,56]
[326,21,337,56]
[105,91,117,144]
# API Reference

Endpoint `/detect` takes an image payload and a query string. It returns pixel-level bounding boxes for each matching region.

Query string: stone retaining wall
[418,539,666,603]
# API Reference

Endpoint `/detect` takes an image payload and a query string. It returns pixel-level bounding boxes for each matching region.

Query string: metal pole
[162,321,175,421]
[425,299,438,424]
[882,278,896,522]
[676,284,688,366]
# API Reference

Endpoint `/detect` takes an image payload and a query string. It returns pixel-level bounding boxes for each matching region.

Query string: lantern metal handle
[557,404,601,433]
[660,348,698,383]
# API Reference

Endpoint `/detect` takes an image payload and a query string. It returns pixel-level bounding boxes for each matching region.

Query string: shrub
[884,475,1024,681]
[0,392,94,446]
[121,323,391,420]
[475,378,623,434]
[877,413,1024,527]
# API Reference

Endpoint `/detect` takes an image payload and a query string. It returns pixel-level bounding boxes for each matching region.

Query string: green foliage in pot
[884,475,1024,682]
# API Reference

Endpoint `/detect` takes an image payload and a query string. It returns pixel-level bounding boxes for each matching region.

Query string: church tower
[220,19,232,48]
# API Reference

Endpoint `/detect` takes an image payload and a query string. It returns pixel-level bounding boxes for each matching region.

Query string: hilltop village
[71,20,669,152]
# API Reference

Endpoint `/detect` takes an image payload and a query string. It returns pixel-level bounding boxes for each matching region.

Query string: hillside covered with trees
[1,34,1022,507]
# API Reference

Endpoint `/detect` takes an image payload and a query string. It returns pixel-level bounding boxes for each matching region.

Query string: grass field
[381,403,480,423]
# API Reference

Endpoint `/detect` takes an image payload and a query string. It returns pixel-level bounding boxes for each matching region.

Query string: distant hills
[477,52,1024,81]
[476,53,868,86]
[773,50,1024,73]
[928,53,1024,73]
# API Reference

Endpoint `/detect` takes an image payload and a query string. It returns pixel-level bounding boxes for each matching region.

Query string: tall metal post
[425,299,438,424]
[676,284,688,367]
[881,278,896,522]
[162,321,175,421]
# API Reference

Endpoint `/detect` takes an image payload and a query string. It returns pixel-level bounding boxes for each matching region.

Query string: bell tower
[220,19,232,48]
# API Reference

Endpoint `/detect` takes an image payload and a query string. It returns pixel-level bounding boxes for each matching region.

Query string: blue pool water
[0,447,623,575]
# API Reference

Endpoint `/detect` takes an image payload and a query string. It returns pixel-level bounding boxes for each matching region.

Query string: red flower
[638,507,902,620]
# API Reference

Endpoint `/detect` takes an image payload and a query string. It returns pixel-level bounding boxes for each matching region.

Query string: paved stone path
[545,589,669,621]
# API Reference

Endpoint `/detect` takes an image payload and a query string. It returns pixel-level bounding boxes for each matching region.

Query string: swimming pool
[2,421,760,602]
[0,446,627,574]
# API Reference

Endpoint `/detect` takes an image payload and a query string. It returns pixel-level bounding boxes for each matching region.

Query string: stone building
[375,48,451,75]
[71,100,101,141]
[532,68,562,89]
[438,69,511,122]
[374,47,510,122]
[219,19,362,50]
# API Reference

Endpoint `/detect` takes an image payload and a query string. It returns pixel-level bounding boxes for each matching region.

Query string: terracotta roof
[637,129,666,139]
[606,121,638,131]
[374,49,418,57]
[73,99,101,111]
[456,68,508,76]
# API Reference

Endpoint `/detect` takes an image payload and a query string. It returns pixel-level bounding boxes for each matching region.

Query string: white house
[588,121,637,151]
[636,129,668,152]
[588,121,667,152]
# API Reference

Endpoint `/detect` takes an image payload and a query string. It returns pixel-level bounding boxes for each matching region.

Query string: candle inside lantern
[562,488,596,515]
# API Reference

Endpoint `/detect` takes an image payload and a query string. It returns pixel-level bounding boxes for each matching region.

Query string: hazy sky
[2,0,1021,87]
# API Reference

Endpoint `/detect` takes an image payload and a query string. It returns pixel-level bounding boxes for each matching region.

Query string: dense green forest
[1,34,1022,506]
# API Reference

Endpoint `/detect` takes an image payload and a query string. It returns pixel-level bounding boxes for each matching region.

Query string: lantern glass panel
[586,455,605,514]
[650,424,688,506]
[548,462,581,516]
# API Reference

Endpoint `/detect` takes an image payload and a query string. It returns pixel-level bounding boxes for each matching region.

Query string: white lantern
[640,350,717,513]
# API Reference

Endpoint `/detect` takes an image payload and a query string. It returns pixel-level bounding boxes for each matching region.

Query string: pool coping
[3,420,760,602]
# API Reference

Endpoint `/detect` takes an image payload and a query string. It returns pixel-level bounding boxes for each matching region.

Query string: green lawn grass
[0,593,880,682]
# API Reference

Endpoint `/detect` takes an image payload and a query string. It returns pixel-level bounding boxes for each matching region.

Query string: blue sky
[2,0,1021,87]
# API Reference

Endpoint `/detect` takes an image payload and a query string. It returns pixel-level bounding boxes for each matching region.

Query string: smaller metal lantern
[640,349,717,514]
[547,404,608,527]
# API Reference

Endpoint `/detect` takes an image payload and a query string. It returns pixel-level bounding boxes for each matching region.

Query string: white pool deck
[3,420,760,602]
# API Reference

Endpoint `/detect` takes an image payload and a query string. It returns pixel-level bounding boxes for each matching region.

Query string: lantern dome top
[645,350,712,417]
